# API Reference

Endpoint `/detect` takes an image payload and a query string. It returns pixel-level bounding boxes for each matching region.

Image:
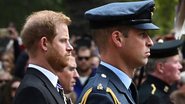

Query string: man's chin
[65,90,72,94]
[141,59,148,66]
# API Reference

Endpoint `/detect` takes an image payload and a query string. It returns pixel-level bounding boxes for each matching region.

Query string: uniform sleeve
[13,87,48,104]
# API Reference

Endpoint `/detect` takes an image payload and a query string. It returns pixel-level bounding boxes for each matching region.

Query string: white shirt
[79,76,88,85]
[100,61,132,89]
[28,64,58,88]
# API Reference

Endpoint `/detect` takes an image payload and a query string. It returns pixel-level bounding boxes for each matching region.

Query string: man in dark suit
[77,0,159,104]
[57,56,79,103]
[139,39,183,104]
[13,10,73,104]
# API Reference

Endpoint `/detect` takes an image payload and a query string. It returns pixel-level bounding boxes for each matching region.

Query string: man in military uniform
[139,39,183,104]
[77,0,159,104]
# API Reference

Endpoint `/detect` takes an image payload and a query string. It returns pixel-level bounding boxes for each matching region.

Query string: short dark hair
[21,10,71,54]
[91,25,130,53]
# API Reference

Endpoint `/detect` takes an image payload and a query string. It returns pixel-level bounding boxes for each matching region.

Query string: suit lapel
[97,65,136,104]
[26,68,65,104]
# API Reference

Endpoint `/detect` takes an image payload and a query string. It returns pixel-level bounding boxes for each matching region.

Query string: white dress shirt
[28,64,58,88]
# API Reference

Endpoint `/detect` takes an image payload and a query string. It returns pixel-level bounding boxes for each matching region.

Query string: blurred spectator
[0,24,24,104]
[7,23,23,63]
[74,34,92,49]
[177,71,185,90]
[0,37,22,63]
[0,77,21,104]
[170,89,185,104]
[0,36,10,49]
[0,23,23,63]
[1,51,15,74]
[0,70,13,87]
[90,55,100,69]
[74,46,96,99]
[0,70,13,103]
[14,51,29,79]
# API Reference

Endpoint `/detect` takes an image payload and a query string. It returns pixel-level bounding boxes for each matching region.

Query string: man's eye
[140,32,148,38]
[60,39,66,43]
[69,68,75,71]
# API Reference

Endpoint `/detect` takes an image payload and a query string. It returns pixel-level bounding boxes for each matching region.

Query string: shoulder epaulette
[92,73,109,93]
[79,73,121,104]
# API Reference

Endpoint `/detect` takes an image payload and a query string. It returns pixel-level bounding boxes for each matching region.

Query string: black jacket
[13,68,65,104]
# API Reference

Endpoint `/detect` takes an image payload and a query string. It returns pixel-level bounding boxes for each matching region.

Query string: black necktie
[129,82,138,104]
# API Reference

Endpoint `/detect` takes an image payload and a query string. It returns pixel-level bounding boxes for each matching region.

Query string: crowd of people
[0,0,185,104]
[0,12,100,104]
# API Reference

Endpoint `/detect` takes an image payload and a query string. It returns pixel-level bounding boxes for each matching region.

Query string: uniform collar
[100,61,132,89]
[97,64,136,104]
[147,75,171,93]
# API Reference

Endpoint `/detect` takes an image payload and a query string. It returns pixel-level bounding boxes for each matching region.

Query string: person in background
[178,71,185,90]
[0,70,13,87]
[0,70,13,103]
[90,55,100,69]
[139,39,183,104]
[74,46,96,99]
[1,51,15,74]
[0,77,21,104]
[169,70,185,104]
[13,10,73,104]
[170,89,185,104]
[14,51,29,79]
[77,0,159,104]
[57,56,79,103]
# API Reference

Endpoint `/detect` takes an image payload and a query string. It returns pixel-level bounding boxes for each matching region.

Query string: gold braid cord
[79,87,120,104]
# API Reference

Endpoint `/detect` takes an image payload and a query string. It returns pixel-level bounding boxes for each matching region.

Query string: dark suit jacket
[13,67,65,104]
[77,64,138,104]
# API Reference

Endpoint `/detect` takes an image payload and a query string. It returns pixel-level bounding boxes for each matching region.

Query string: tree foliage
[0,0,180,37]
[153,0,179,36]
[0,0,63,31]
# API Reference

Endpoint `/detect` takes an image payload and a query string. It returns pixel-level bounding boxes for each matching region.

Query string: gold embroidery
[151,84,156,95]
[97,83,103,90]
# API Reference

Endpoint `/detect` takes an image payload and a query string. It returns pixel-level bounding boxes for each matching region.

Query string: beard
[46,46,69,72]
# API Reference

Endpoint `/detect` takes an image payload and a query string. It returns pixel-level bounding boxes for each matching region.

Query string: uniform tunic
[138,75,173,104]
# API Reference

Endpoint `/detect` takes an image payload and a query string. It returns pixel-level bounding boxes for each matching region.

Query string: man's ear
[111,31,123,47]
[40,37,48,52]
[156,62,164,74]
